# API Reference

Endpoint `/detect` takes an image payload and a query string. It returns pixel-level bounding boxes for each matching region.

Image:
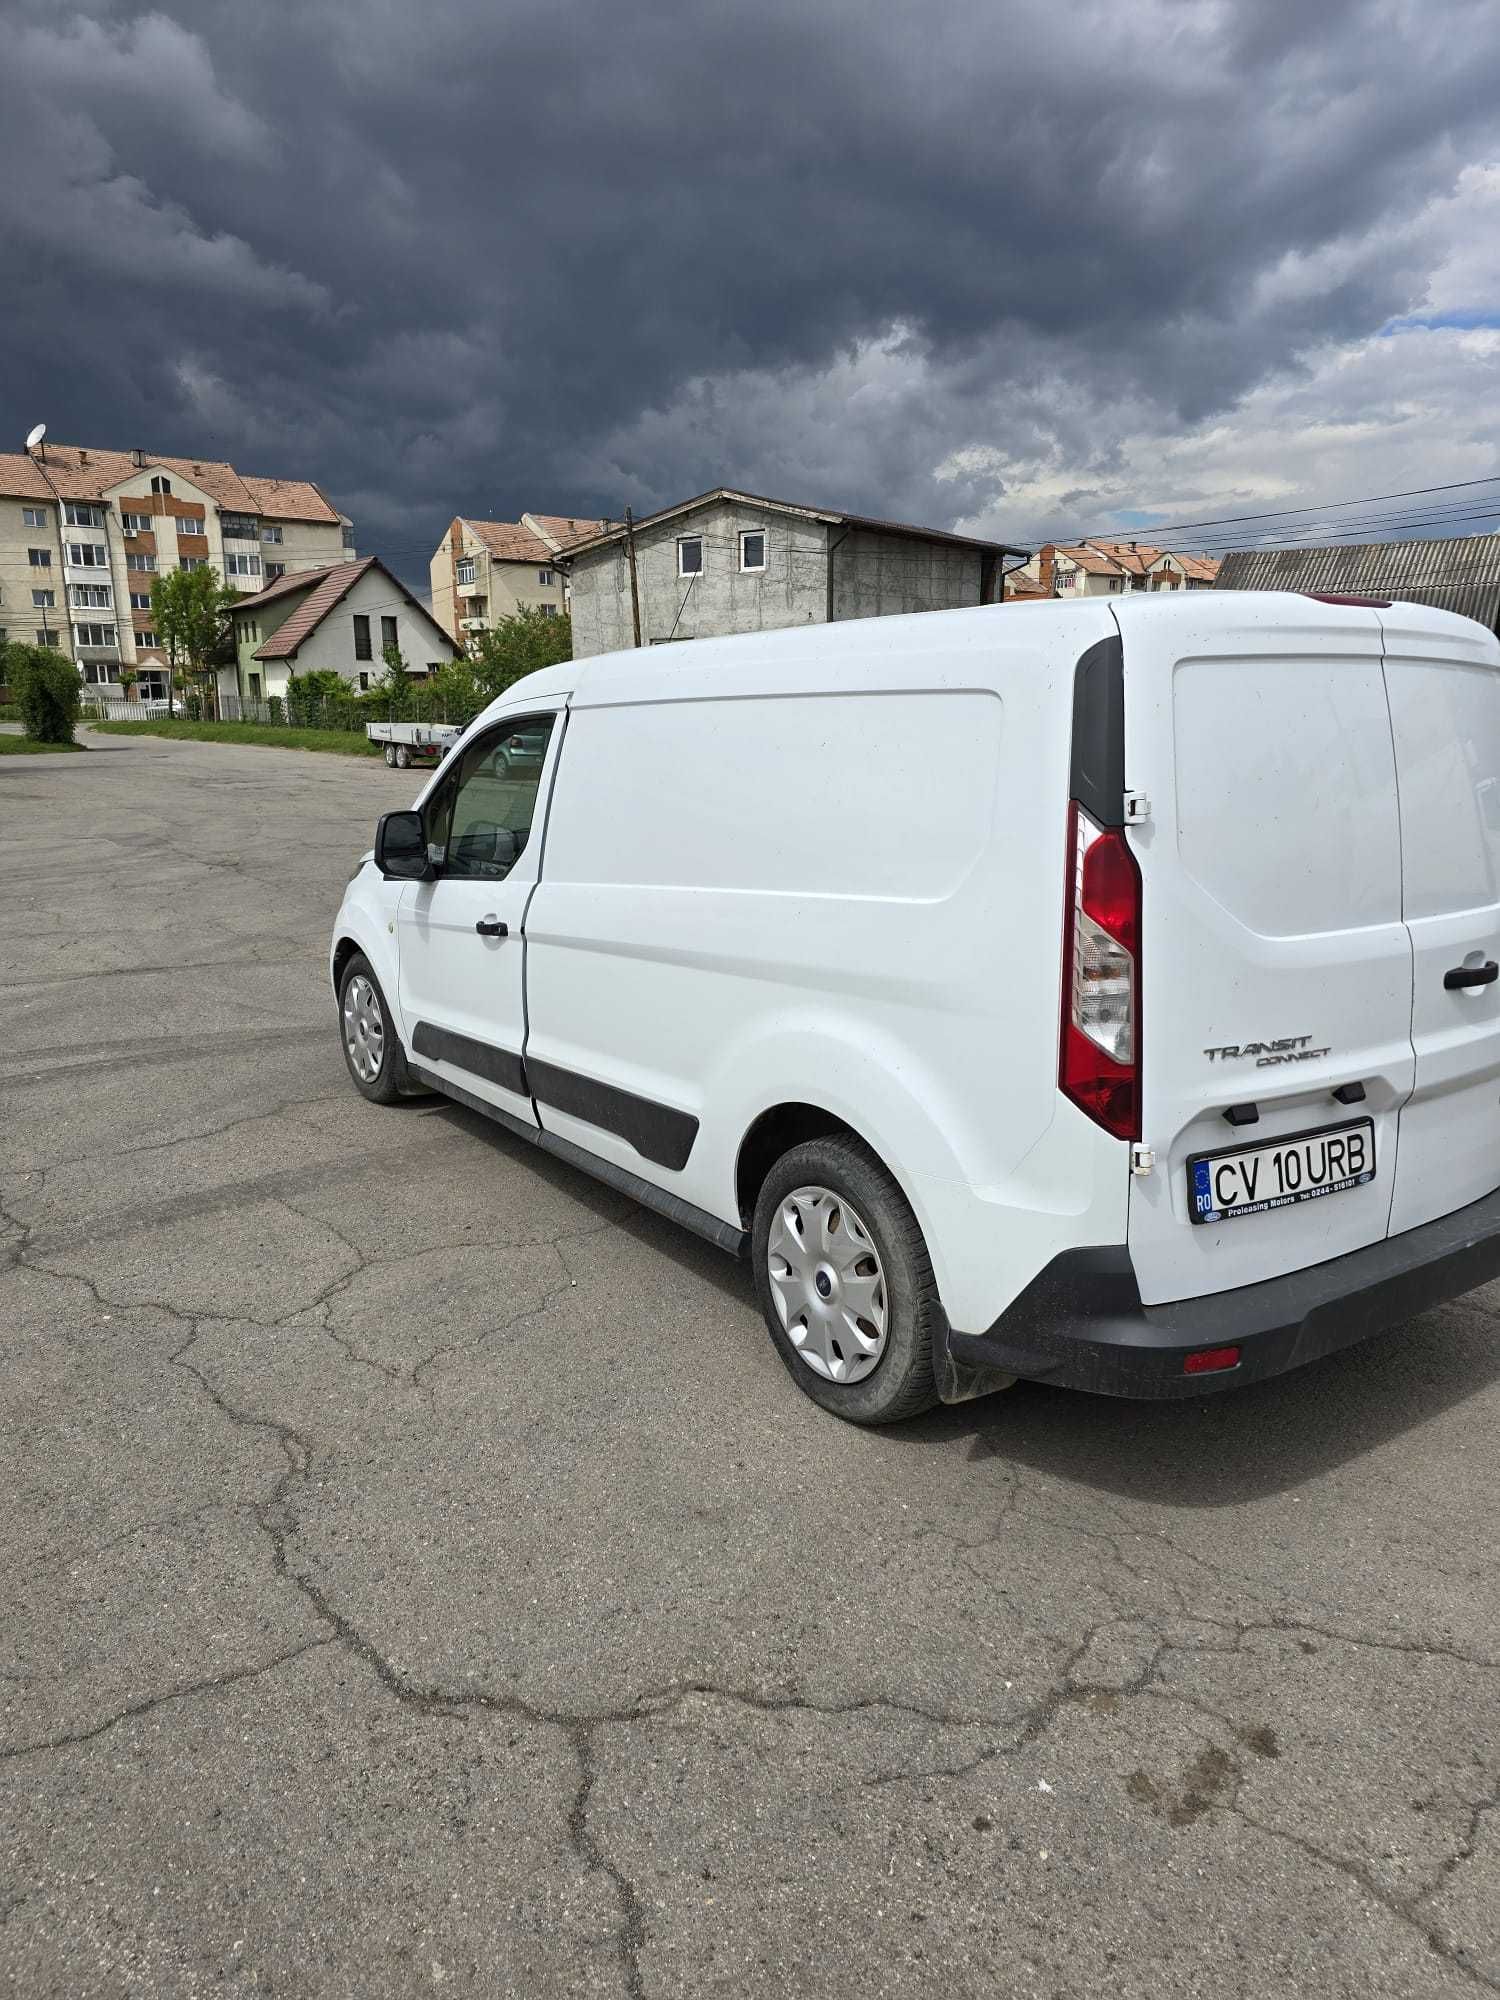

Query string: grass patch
[0,734,85,754]
[88,719,382,757]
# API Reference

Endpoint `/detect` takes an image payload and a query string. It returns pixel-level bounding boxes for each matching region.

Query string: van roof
[469,591,1500,729]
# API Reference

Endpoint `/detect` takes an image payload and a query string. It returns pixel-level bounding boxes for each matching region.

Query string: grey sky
[4,0,1499,580]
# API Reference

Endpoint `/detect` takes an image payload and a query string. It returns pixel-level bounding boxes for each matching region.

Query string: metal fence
[83,690,487,733]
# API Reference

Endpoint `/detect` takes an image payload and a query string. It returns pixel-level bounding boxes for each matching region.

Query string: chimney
[79,448,89,465]
[132,448,145,468]
[1038,544,1056,597]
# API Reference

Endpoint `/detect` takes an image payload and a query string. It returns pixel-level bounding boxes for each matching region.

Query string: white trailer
[365,719,466,768]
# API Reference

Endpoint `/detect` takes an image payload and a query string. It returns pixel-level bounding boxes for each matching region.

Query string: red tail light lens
[1060,802,1141,1140]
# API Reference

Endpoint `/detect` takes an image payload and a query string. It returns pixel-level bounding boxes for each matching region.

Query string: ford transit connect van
[331,592,1500,1424]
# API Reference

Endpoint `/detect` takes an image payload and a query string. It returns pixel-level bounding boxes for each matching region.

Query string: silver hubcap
[767,1186,889,1384]
[342,973,385,1083]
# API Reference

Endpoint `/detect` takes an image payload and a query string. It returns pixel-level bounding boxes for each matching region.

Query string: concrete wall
[568,500,990,658]
[829,529,981,622]
[569,500,830,657]
[0,495,69,660]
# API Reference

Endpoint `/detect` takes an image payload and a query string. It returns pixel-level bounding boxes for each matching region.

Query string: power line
[1061,470,1500,547]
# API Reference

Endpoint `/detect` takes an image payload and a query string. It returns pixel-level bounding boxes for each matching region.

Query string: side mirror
[374,810,433,881]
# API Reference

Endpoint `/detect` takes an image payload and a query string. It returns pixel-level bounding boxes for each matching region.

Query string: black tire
[337,953,416,1105]
[751,1135,941,1425]
[383,743,397,767]
[395,743,412,769]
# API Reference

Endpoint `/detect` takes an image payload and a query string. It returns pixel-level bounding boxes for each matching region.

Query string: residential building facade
[561,489,1029,658]
[222,556,460,708]
[0,442,354,700]
[1008,541,1219,600]
[429,512,606,651]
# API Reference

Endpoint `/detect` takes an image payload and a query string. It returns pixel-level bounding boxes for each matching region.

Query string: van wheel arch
[736,1102,901,1231]
[331,934,362,997]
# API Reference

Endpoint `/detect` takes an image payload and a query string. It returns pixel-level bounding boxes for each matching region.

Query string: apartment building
[429,513,606,650]
[0,442,354,699]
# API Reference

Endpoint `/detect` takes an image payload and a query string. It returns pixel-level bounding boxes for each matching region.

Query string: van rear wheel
[751,1136,940,1425]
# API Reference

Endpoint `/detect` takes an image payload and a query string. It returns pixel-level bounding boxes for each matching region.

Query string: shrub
[268,695,285,723]
[12,645,80,744]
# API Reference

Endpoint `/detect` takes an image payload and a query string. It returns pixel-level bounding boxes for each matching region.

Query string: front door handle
[475,915,509,939]
[1444,960,1499,990]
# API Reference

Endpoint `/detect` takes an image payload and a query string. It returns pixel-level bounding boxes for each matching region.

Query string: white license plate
[1188,1118,1376,1225]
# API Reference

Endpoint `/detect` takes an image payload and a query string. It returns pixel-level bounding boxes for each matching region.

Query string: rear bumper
[939,1183,1500,1402]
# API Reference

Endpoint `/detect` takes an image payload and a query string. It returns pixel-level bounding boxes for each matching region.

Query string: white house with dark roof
[221,556,459,709]
[0,439,353,701]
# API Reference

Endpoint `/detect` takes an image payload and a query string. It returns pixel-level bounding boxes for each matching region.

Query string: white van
[330,592,1500,1424]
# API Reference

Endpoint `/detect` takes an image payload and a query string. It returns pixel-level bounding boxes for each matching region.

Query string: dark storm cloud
[3,0,1498,576]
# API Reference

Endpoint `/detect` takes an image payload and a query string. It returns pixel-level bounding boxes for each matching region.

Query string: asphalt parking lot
[3,726,1499,1998]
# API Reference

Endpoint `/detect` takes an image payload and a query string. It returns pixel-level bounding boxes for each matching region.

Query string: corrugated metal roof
[1215,536,1500,630]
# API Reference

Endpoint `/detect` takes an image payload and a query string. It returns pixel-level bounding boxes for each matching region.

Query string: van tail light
[1059,801,1141,1141]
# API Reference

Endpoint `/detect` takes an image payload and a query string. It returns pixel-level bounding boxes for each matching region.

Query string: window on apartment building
[65,502,104,528]
[0,628,7,645]
[74,623,117,648]
[81,660,111,682]
[121,512,151,535]
[37,629,61,647]
[538,568,554,586]
[380,615,398,655]
[32,588,55,609]
[353,614,372,661]
[177,514,207,537]
[222,515,256,540]
[138,669,167,698]
[456,557,475,585]
[137,630,158,649]
[68,543,108,568]
[28,548,51,568]
[261,525,283,544]
[739,530,766,572]
[677,535,703,577]
[342,524,355,548]
[70,584,112,608]
[538,604,557,618]
[130,591,152,610]
[180,557,209,572]
[127,553,157,573]
[225,552,261,577]
[22,506,47,528]
[150,476,172,495]
[266,562,286,580]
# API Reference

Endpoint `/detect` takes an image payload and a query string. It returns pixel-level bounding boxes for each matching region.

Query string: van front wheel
[751,1136,940,1425]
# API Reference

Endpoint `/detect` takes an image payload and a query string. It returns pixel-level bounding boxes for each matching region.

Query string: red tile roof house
[223,556,460,709]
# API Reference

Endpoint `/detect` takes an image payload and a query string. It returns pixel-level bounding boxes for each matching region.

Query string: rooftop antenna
[25,422,46,458]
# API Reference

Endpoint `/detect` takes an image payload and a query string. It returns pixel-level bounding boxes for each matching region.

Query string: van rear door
[1380,604,1500,1235]
[1120,595,1415,1307]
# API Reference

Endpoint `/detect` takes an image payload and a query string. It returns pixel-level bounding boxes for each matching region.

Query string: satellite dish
[25,423,46,450]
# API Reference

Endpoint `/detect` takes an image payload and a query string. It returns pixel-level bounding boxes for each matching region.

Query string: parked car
[331,593,1500,1424]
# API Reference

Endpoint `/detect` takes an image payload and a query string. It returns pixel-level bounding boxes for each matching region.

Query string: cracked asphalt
[3,726,1500,1999]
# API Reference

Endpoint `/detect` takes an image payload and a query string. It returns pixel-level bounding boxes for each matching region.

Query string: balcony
[459,616,487,633]
[456,578,482,598]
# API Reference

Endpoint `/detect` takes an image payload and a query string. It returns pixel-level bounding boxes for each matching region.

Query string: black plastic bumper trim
[941,1184,1500,1401]
[412,1020,529,1098]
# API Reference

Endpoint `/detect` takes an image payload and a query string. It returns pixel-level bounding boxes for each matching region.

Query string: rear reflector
[1183,1345,1240,1375]
[1059,801,1141,1140]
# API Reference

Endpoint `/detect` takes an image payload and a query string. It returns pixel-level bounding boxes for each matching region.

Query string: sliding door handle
[1444,960,1498,990]
[475,916,509,939]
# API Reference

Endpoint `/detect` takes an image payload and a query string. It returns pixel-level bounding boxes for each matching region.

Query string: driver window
[437,714,557,880]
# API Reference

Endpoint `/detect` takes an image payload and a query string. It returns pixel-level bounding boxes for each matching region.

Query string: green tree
[10,642,80,744]
[151,566,237,718]
[469,605,572,702]
[117,665,138,701]
[371,642,411,704]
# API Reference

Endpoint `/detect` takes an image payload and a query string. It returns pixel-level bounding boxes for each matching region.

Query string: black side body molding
[412,1021,528,1099]
[408,1061,743,1256]
[1070,633,1125,826]
[527,1057,699,1172]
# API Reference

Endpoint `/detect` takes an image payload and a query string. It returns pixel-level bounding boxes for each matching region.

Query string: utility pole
[624,507,642,647]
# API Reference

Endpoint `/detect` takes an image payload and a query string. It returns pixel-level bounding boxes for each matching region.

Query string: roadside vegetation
[3,639,81,745]
[88,719,383,756]
[0,734,84,754]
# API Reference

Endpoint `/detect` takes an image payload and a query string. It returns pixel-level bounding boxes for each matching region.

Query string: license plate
[1188,1117,1376,1225]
